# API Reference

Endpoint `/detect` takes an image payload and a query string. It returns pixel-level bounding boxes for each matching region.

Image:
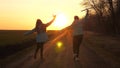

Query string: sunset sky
[0,0,86,30]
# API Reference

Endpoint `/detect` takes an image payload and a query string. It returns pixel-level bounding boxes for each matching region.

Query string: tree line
[82,0,120,35]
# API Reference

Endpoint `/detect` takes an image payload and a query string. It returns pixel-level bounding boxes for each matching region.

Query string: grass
[0,30,59,46]
[0,30,36,46]
[0,30,60,60]
[0,30,36,59]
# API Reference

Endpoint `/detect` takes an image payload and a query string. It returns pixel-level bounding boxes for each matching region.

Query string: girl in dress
[24,15,56,60]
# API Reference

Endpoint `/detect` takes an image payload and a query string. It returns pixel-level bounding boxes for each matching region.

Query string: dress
[36,32,48,43]
[24,25,48,43]
[24,16,56,43]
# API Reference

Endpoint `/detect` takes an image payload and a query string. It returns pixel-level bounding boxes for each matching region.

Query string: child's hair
[74,16,79,20]
[36,19,42,27]
[35,19,46,33]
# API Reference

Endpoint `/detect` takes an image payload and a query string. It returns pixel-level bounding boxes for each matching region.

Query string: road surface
[2,31,120,68]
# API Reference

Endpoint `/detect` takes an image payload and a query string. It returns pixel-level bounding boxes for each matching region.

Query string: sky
[0,0,86,30]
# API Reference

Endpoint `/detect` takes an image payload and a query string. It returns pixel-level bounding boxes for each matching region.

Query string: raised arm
[81,9,89,20]
[84,9,89,19]
[46,15,56,27]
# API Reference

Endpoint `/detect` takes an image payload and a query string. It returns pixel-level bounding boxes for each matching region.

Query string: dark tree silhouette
[81,0,120,35]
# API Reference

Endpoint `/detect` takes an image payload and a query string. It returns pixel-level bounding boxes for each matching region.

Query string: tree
[81,0,120,34]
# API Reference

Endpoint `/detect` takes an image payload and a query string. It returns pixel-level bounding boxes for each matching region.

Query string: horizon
[0,0,86,30]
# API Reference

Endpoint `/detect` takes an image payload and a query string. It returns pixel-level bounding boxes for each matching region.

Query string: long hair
[35,19,42,33]
[74,16,79,20]
[36,19,42,26]
[35,19,46,33]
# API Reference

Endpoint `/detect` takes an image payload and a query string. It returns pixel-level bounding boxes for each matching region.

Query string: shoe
[73,54,79,61]
[73,54,77,60]
[74,57,79,61]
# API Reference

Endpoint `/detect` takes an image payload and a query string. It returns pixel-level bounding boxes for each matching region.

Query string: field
[1,30,120,68]
[0,30,36,46]
[0,30,59,58]
[0,30,59,46]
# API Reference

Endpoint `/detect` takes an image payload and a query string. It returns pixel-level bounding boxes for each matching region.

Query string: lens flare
[55,41,64,53]
[56,41,63,48]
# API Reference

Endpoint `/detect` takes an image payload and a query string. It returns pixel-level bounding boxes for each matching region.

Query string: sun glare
[51,13,68,30]
[56,41,63,48]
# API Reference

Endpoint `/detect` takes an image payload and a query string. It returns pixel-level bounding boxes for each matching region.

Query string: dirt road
[2,31,120,68]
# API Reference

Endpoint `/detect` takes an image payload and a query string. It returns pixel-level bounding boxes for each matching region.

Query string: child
[24,15,56,60]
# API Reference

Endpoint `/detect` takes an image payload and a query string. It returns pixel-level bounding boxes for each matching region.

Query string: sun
[54,13,67,26]
[53,13,68,30]
[47,13,69,30]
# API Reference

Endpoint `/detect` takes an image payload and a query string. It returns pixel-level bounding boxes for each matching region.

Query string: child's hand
[86,9,89,13]
[53,15,56,18]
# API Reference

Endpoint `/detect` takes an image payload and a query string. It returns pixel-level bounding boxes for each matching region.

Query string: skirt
[36,32,48,43]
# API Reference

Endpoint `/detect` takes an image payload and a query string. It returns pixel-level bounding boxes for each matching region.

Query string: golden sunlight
[48,13,69,30]
[0,0,85,30]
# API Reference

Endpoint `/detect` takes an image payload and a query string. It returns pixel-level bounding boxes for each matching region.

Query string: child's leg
[76,35,83,57]
[73,35,83,58]
[34,43,40,59]
[40,44,43,59]
[73,36,78,55]
[40,42,44,59]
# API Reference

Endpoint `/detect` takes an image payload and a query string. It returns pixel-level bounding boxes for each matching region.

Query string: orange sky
[0,0,86,30]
